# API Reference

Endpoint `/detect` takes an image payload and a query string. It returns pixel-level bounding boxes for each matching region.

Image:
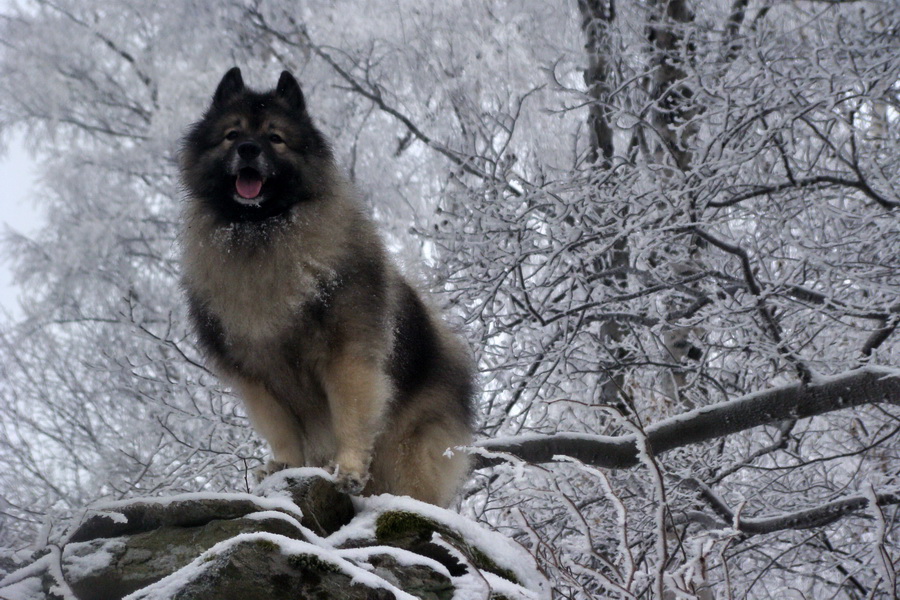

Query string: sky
[0,0,41,322]
[0,133,39,320]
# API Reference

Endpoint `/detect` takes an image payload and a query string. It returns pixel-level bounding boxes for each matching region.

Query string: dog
[179,67,475,506]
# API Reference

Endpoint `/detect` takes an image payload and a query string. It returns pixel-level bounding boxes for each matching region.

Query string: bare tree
[0,1,898,597]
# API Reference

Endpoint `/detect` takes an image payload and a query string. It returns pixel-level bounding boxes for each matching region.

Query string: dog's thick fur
[179,68,474,506]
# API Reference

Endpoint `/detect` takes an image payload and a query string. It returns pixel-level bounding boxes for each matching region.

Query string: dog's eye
[269,133,285,144]
[224,131,239,141]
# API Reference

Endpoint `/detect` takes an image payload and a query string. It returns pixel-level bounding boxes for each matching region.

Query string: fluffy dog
[179,67,474,506]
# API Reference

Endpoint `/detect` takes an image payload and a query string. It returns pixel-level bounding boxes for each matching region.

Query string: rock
[373,510,519,584]
[67,495,301,544]
[367,553,454,600]
[64,514,306,600]
[0,469,548,600]
[252,468,355,536]
[129,536,398,600]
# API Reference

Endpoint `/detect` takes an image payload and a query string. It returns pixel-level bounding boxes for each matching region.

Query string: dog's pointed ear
[276,71,305,112]
[213,67,244,107]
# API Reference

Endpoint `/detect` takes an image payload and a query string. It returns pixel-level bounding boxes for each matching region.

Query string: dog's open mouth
[235,168,265,201]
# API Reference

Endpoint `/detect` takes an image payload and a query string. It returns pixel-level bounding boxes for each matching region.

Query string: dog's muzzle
[230,143,271,203]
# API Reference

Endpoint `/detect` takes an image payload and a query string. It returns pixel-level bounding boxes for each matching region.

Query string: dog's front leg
[323,350,390,494]
[228,376,308,481]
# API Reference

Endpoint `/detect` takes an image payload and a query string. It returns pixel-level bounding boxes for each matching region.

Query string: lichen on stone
[374,510,519,585]
[375,511,449,542]
[286,552,340,574]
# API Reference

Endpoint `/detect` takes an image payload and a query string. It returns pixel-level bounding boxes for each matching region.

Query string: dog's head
[180,68,333,222]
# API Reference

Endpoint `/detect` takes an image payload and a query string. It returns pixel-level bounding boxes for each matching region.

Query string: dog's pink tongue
[236,171,263,199]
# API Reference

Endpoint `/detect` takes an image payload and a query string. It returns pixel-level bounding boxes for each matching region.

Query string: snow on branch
[709,175,899,211]
[473,366,900,470]
[687,478,900,536]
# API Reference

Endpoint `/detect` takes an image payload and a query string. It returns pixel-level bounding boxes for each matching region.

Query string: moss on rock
[286,552,341,574]
[374,510,519,585]
[375,511,449,542]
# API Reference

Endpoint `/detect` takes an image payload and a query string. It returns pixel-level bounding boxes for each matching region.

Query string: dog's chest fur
[182,206,355,387]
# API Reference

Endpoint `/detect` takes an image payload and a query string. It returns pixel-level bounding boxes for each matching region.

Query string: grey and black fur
[179,68,475,506]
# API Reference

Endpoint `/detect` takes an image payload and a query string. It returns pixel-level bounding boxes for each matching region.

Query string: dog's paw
[254,460,289,484]
[331,465,370,495]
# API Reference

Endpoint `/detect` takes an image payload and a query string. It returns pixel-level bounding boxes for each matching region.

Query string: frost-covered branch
[1,0,898,594]
[688,478,900,536]
[243,6,525,198]
[710,175,899,210]
[474,366,900,469]
[689,227,812,382]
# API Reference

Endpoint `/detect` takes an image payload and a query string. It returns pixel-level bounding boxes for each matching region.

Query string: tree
[1,1,898,597]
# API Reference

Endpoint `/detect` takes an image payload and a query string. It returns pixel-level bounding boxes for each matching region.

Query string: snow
[0,556,52,591]
[62,537,125,580]
[124,532,421,600]
[808,364,900,385]
[2,481,549,599]
[243,508,303,529]
[864,483,895,591]
[338,545,453,579]
[46,547,78,600]
[76,490,306,525]
[89,510,130,525]
[477,431,623,450]
[329,494,550,597]
[478,366,900,456]
[242,508,332,548]
[2,1,898,596]
[252,466,337,497]
[0,575,45,600]
[482,571,546,600]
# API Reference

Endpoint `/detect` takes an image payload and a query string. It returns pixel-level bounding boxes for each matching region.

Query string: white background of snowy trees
[1,0,898,597]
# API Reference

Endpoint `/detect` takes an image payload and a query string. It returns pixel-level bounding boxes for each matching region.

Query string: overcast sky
[0,0,40,321]
[0,134,39,320]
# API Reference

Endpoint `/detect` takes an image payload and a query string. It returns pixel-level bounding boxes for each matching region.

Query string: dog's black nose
[237,142,261,160]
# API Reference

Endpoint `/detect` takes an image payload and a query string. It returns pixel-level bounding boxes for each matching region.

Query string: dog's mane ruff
[180,167,387,342]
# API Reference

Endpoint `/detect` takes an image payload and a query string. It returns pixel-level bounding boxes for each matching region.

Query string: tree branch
[709,175,899,210]
[688,478,900,536]
[689,226,813,382]
[862,312,900,360]
[473,366,900,469]
[243,7,524,197]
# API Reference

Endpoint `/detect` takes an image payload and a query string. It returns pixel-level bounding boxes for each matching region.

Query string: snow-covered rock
[0,469,548,600]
